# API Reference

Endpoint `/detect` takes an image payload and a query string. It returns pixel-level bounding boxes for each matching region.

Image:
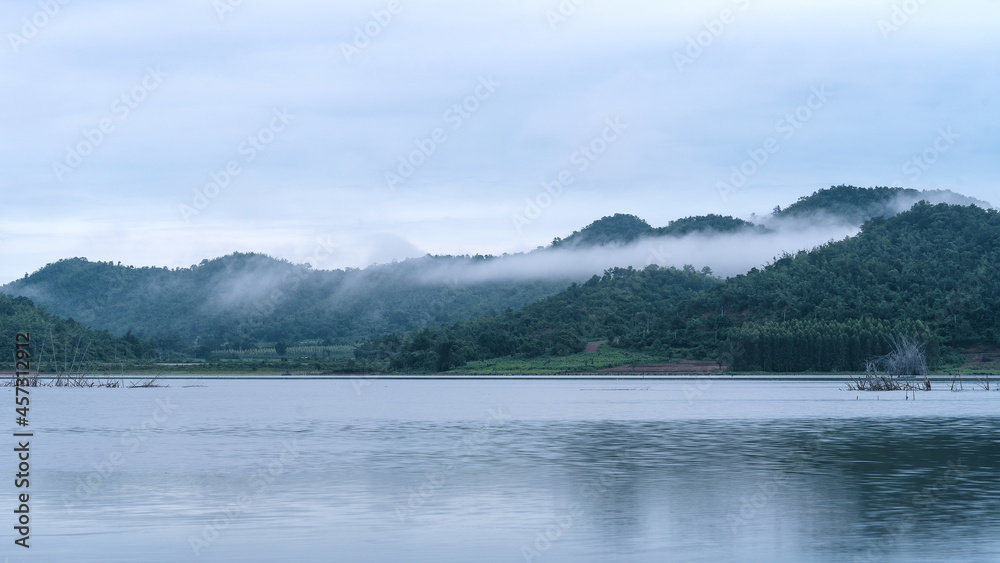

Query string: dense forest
[551,212,765,248]
[773,185,990,224]
[0,293,157,372]
[364,202,999,373]
[1,254,572,356]
[355,265,719,372]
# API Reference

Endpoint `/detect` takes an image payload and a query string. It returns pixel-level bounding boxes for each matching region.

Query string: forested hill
[551,213,763,248]
[774,185,990,224]
[2,185,993,363]
[369,202,1000,373]
[0,293,157,371]
[0,210,758,357]
[1,253,572,353]
[701,202,1000,370]
[356,265,720,372]
[546,186,987,249]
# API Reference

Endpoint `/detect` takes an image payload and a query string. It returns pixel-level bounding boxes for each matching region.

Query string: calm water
[7,379,1000,562]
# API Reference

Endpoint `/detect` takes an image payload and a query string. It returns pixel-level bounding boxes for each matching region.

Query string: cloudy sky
[1,0,997,283]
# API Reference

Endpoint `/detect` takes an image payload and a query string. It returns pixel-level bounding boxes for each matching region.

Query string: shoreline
[1,373,989,382]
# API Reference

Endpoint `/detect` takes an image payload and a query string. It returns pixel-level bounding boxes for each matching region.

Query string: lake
[12,378,1000,562]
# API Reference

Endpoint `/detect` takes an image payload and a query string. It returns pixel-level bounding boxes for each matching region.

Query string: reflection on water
[22,380,1000,562]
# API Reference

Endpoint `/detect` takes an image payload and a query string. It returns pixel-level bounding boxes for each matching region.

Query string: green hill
[1,253,571,354]
[551,213,763,248]
[369,202,1000,373]
[355,265,719,372]
[546,185,988,251]
[4,185,993,368]
[774,185,990,224]
[551,213,654,247]
[655,214,766,237]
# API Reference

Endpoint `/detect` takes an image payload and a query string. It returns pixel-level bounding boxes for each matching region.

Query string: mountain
[0,196,808,354]
[1,253,572,353]
[551,213,764,248]
[655,214,767,237]
[3,185,993,364]
[0,211,768,355]
[545,185,988,251]
[551,213,654,247]
[773,185,991,225]
[370,202,1000,373]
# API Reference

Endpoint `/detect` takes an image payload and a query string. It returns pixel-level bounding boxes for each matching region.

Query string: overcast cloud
[1,0,997,283]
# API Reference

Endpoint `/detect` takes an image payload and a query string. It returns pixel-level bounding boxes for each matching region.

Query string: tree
[275,341,288,357]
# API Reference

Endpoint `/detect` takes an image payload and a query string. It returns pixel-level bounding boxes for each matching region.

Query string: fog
[207,254,302,311]
[412,219,860,286]
[395,190,992,286]
[890,189,993,214]
[5,190,992,327]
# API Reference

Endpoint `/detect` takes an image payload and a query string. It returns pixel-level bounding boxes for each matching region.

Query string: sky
[1,0,997,283]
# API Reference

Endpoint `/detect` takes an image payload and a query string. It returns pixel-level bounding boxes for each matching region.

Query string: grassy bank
[453,348,667,375]
[6,346,998,377]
